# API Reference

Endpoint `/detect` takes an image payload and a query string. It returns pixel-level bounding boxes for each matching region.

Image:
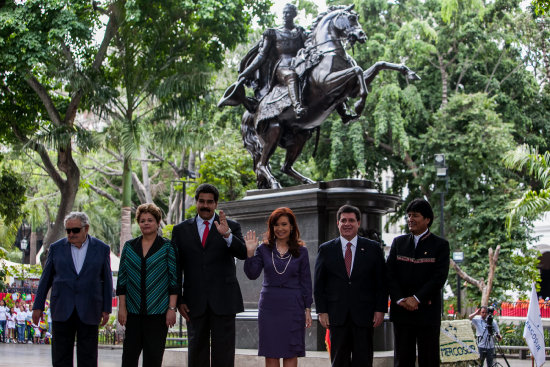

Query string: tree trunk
[438,53,448,109]
[450,245,501,307]
[30,4,121,266]
[119,157,133,255]
[40,148,80,266]
[481,246,500,306]
[184,151,197,215]
[140,146,153,203]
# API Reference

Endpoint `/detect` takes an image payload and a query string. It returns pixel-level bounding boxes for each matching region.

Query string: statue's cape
[239,30,279,101]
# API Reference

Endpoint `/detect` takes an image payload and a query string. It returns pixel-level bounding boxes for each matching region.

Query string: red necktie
[202,221,209,247]
[345,242,352,277]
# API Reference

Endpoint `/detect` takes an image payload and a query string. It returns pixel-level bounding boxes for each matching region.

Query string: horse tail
[241,111,262,171]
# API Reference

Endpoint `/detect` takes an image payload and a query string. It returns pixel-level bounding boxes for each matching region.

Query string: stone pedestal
[219,179,400,351]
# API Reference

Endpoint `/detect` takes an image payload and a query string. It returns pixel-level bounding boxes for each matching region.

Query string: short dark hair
[136,203,162,224]
[406,198,434,227]
[337,205,361,222]
[195,183,219,202]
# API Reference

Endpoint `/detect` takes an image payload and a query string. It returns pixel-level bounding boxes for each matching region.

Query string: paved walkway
[0,343,543,366]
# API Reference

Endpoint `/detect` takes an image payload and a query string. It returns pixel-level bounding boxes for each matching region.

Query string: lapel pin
[361,248,365,251]
[424,252,427,255]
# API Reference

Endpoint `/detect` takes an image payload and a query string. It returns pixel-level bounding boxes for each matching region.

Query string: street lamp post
[172,170,196,343]
[434,154,448,317]
[453,251,464,314]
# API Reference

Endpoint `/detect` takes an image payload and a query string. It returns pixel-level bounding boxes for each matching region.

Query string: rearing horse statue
[219,5,420,189]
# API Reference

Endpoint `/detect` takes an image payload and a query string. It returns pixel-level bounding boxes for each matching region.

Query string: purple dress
[244,244,313,358]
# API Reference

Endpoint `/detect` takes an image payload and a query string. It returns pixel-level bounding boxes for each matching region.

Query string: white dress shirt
[340,235,358,275]
[196,214,232,246]
[413,228,429,247]
[70,235,89,274]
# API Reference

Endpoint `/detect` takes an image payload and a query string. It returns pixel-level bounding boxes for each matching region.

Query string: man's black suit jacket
[173,214,247,318]
[314,236,387,327]
[387,231,450,326]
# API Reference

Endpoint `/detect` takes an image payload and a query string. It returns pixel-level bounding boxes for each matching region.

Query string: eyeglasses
[65,227,84,234]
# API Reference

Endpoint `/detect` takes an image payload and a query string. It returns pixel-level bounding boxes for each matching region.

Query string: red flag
[325,329,331,356]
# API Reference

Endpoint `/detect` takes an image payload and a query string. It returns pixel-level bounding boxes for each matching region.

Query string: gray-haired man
[33,212,113,367]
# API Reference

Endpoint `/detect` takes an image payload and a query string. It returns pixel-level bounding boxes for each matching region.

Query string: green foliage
[0,167,26,226]
[416,93,539,300]
[499,321,550,346]
[532,0,550,15]
[189,137,256,203]
[504,145,550,232]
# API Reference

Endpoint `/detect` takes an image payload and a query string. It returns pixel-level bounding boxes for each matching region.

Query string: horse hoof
[270,182,282,190]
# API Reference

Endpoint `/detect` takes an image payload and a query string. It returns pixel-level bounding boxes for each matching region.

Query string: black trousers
[479,347,495,367]
[122,313,168,367]
[51,309,99,367]
[187,306,236,367]
[393,322,440,367]
[329,313,374,367]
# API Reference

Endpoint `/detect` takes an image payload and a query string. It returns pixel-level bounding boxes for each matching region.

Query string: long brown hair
[266,207,304,257]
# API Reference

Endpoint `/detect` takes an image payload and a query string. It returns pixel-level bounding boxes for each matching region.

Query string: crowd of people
[26,180,450,367]
[0,298,51,344]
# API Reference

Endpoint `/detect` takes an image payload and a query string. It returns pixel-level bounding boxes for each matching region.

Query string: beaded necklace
[272,248,292,275]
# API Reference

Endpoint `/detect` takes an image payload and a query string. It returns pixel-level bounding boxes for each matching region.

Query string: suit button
[348,282,351,285]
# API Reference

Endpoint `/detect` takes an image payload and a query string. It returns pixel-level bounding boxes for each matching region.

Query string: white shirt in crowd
[15,309,26,324]
[7,313,16,329]
[0,305,7,321]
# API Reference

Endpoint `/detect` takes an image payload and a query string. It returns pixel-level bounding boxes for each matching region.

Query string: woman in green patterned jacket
[116,203,179,367]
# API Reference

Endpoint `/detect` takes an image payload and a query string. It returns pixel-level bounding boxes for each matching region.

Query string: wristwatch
[168,306,177,311]
[224,228,232,237]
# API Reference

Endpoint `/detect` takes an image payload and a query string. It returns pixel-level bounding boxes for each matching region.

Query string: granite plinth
[219,179,400,351]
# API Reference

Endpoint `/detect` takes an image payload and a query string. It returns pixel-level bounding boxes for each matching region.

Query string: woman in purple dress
[244,207,313,367]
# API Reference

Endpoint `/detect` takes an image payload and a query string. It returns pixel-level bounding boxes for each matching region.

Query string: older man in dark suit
[33,212,112,367]
[387,198,450,367]
[173,183,247,367]
[314,204,387,367]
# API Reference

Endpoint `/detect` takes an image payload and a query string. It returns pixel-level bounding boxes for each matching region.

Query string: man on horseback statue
[238,3,307,118]
[218,4,420,190]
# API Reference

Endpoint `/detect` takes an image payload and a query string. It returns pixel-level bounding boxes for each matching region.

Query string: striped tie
[345,242,352,277]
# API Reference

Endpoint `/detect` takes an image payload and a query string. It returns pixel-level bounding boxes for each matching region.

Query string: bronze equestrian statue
[219,4,420,189]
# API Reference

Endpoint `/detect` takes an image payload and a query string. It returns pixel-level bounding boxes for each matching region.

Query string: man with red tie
[314,205,387,367]
[172,183,247,367]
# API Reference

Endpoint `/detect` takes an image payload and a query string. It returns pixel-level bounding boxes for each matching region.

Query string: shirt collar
[197,214,215,225]
[413,228,429,245]
[340,235,358,249]
[70,235,89,249]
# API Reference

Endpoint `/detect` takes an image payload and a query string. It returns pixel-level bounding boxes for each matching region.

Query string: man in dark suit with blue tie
[173,183,247,367]
[387,198,450,367]
[314,205,387,367]
[33,212,113,367]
